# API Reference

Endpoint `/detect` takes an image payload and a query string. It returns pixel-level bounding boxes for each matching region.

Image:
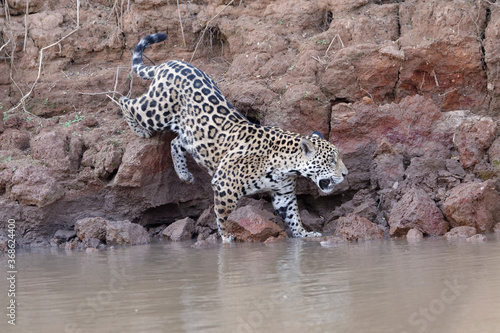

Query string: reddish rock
[195,206,217,232]
[335,214,384,242]
[488,136,500,169]
[162,217,196,242]
[389,187,449,236]
[443,180,500,232]
[30,130,71,172]
[370,140,405,190]
[106,220,150,245]
[228,205,287,242]
[9,164,64,207]
[319,44,401,104]
[444,226,477,241]
[0,129,31,151]
[329,95,453,190]
[485,6,500,114]
[113,136,171,187]
[75,217,107,243]
[81,142,123,178]
[398,1,488,111]
[264,82,331,136]
[454,118,498,169]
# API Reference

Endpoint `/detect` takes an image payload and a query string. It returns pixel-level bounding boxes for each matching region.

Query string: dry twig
[8,1,81,113]
[23,0,29,51]
[177,0,186,47]
[0,39,10,54]
[325,34,344,56]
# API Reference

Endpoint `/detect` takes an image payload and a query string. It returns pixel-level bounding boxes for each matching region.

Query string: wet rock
[162,217,196,242]
[192,233,219,248]
[494,224,500,233]
[86,238,102,249]
[195,205,217,235]
[389,187,449,236]
[106,220,150,245]
[228,205,287,242]
[319,236,347,247]
[442,180,500,232]
[406,228,423,242]
[53,229,76,242]
[263,233,288,244]
[444,226,477,241]
[335,214,384,242]
[466,234,487,244]
[454,118,498,169]
[65,240,80,250]
[75,217,107,244]
[100,222,137,246]
[325,189,379,232]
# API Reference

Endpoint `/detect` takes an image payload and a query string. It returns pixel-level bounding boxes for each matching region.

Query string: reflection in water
[0,235,499,333]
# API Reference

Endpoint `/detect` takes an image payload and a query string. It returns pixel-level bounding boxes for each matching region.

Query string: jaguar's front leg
[271,180,322,238]
[171,136,194,184]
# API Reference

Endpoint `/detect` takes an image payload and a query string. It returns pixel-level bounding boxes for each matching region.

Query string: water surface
[1,235,499,333]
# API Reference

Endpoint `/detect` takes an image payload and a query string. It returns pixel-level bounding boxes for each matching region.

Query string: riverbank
[1,0,500,245]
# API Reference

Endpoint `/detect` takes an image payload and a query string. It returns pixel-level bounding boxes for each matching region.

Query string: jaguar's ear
[300,138,316,159]
[311,131,323,139]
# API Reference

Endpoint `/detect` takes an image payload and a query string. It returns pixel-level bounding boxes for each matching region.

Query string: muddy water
[1,235,500,333]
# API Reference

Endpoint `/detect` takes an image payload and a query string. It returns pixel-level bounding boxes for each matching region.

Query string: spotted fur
[119,33,348,242]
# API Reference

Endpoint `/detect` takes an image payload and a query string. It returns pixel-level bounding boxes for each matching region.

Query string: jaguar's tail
[132,33,168,80]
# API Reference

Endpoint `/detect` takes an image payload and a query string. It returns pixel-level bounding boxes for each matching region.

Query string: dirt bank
[1,0,500,246]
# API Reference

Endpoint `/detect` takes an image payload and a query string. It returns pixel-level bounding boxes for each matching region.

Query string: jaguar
[119,33,347,242]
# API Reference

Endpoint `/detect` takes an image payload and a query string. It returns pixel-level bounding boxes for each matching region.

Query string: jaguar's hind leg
[171,136,194,184]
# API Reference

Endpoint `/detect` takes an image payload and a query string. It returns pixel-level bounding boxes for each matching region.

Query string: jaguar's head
[298,131,348,194]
